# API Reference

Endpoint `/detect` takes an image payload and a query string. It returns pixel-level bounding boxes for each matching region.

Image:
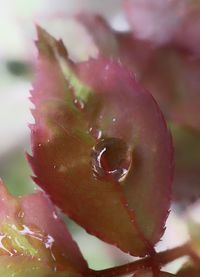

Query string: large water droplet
[91,137,132,182]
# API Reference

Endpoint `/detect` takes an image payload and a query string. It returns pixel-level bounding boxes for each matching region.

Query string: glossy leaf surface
[29,26,173,256]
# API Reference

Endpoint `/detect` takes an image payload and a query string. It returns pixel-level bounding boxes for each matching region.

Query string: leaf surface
[0,179,87,275]
[29,26,173,256]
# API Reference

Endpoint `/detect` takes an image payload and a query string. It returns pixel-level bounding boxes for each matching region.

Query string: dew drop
[89,126,102,139]
[17,211,25,219]
[91,137,132,182]
[73,98,84,110]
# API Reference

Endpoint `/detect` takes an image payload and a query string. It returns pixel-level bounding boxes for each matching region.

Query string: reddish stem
[88,243,190,277]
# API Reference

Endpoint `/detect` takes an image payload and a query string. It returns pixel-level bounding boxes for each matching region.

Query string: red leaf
[29,26,173,257]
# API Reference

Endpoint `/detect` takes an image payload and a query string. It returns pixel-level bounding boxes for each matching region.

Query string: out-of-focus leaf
[123,0,185,45]
[138,46,200,133]
[177,262,200,277]
[76,13,119,58]
[29,26,173,257]
[170,55,200,133]
[171,125,200,204]
[175,4,200,58]
[0,179,88,275]
[117,32,154,78]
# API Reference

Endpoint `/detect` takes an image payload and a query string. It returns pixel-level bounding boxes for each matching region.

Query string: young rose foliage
[0,179,88,276]
[28,26,173,257]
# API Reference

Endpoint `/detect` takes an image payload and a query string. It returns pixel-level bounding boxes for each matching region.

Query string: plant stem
[89,242,190,277]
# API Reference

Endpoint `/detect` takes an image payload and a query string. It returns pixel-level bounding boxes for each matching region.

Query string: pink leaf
[29,26,173,257]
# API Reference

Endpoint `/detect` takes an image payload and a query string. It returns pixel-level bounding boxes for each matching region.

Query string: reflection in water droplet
[91,137,132,182]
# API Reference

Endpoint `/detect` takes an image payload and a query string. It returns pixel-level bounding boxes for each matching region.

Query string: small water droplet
[74,98,84,109]
[89,127,102,139]
[91,137,132,182]
[38,143,41,147]
[18,211,25,219]
[52,211,58,220]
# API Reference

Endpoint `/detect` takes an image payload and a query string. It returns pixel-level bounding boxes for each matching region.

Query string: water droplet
[91,137,132,182]
[52,211,58,220]
[17,211,24,219]
[74,98,84,109]
[89,126,102,139]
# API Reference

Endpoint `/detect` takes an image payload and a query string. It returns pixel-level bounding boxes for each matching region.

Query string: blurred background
[0,0,200,274]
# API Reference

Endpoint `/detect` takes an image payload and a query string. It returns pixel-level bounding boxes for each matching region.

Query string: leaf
[38,13,118,62]
[0,179,88,275]
[170,55,200,133]
[136,45,200,133]
[133,269,175,276]
[53,12,200,133]
[29,26,173,257]
[171,125,200,204]
[117,32,154,78]
[174,4,200,58]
